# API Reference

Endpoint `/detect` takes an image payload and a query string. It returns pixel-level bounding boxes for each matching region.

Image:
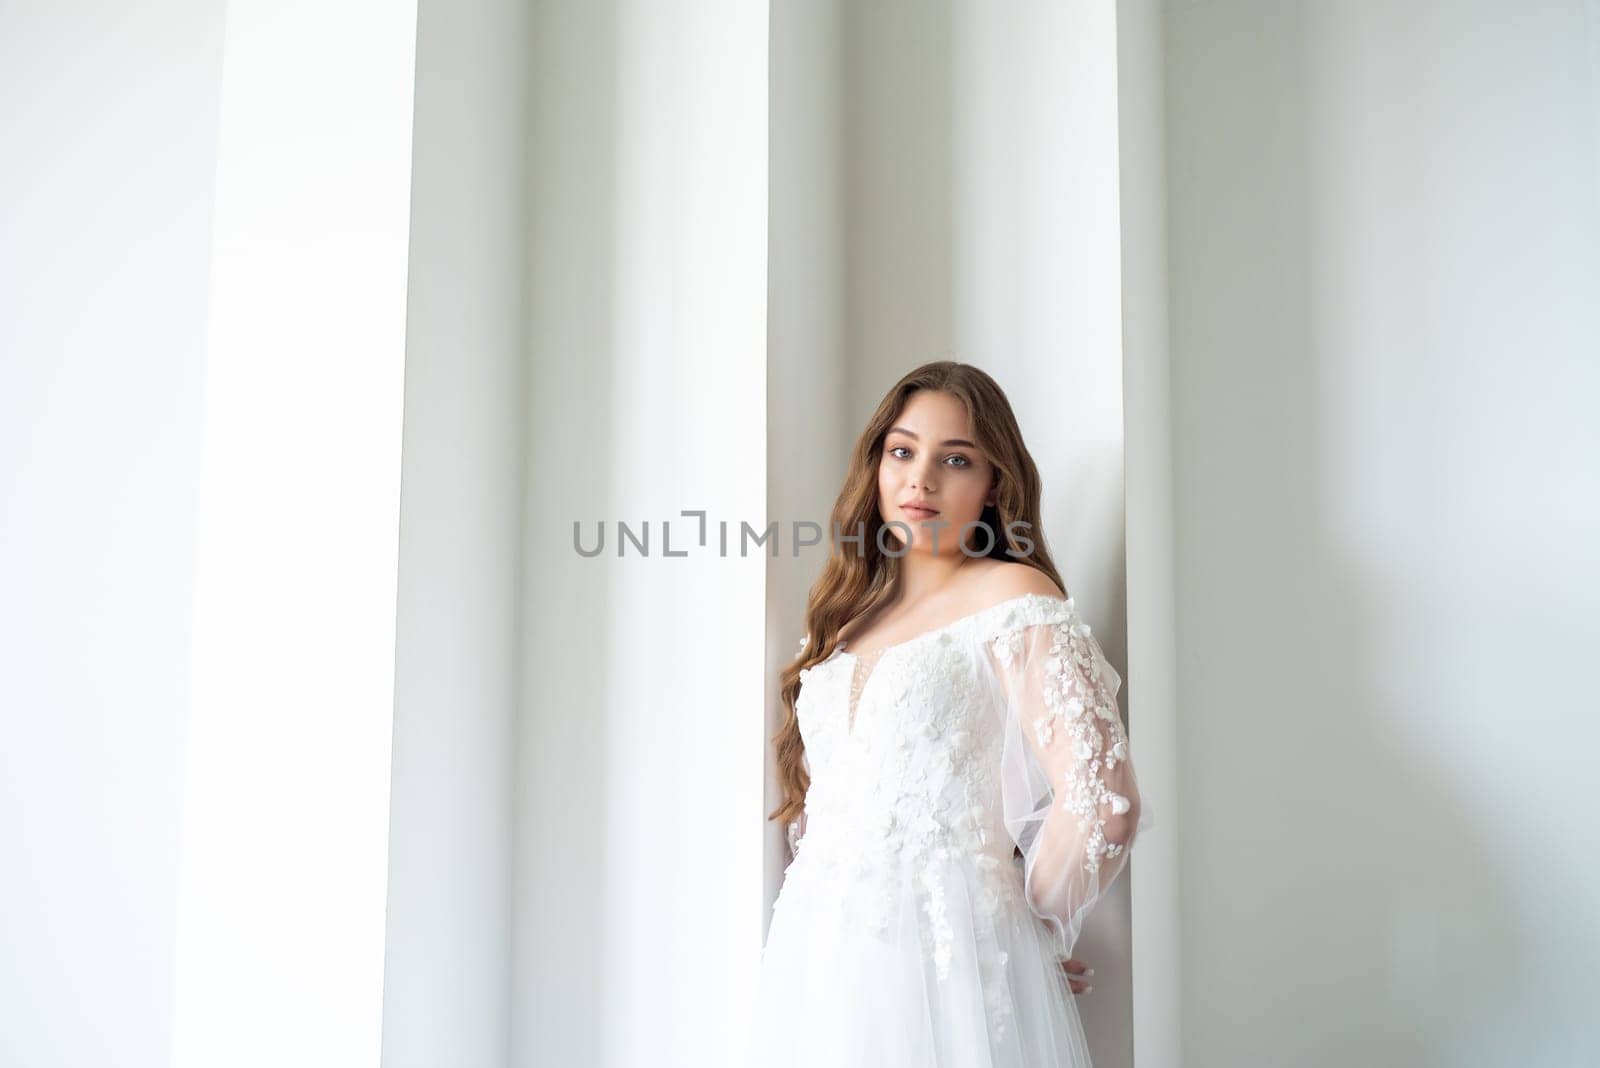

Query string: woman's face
[877,390,996,557]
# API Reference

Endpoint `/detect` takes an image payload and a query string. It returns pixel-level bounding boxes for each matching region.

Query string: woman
[749,361,1152,1066]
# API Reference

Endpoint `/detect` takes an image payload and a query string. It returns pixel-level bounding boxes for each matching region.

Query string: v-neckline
[842,645,891,734]
[830,591,1054,734]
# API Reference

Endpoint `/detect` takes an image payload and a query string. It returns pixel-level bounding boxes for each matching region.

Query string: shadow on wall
[516,1,619,1065]
[1168,3,1552,1064]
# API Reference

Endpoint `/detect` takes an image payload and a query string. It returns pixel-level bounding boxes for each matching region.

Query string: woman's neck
[895,549,972,604]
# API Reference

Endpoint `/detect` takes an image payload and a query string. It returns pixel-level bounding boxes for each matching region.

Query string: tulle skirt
[744,850,1095,1067]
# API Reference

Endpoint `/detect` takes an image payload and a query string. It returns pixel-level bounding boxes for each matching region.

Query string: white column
[378,1,529,1066]
[512,2,770,1066]
[0,5,226,1067]
[1116,2,1183,1065]
[172,4,418,1066]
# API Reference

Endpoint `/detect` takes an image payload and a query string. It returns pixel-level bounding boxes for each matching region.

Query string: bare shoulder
[966,560,1066,606]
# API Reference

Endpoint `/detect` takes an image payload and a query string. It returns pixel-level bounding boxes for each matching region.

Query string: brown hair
[768,361,1065,826]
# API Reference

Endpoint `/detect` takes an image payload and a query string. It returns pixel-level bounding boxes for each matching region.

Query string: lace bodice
[780,593,1149,977]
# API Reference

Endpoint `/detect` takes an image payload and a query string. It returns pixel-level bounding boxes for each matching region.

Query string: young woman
[749,361,1151,1066]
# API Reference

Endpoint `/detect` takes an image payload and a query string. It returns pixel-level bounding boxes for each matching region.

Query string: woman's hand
[1062,957,1093,995]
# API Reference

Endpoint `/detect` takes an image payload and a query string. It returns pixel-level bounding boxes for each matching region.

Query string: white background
[3,2,1596,1067]
[1155,2,1600,1064]
[1,3,226,1065]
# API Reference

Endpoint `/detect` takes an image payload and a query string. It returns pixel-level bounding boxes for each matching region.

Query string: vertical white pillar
[514,2,770,1065]
[0,5,226,1067]
[1115,3,1183,1065]
[378,0,528,1065]
[172,4,418,1066]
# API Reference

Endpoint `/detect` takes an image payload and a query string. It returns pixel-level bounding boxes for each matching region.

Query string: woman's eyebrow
[888,426,977,448]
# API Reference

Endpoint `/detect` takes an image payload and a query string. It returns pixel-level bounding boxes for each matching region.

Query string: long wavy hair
[768,361,1066,827]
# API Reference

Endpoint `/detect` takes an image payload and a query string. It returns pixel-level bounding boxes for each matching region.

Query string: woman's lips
[902,505,940,520]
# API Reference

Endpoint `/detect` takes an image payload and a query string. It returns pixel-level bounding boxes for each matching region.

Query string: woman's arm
[985,591,1149,958]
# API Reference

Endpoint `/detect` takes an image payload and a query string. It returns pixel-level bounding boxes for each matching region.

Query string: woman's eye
[888,446,911,460]
[945,455,970,468]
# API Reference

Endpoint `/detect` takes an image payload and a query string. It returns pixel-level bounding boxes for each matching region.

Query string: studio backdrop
[2,2,1596,1068]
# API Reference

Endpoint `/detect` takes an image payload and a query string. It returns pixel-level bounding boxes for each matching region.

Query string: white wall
[1163,2,1600,1064]
[170,3,418,1066]
[380,1,528,1066]
[3,3,421,1065]
[0,5,226,1066]
[27,5,1593,1065]
[512,3,770,1066]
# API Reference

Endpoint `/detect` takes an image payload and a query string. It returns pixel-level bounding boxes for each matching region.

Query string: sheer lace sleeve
[984,596,1153,958]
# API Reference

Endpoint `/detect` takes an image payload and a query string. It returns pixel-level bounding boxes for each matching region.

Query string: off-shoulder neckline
[831,590,1073,664]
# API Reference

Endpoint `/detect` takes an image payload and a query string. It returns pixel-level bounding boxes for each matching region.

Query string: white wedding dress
[747,592,1153,1067]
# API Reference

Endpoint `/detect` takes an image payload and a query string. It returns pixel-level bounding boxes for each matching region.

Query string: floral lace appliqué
[999,603,1133,876]
[781,593,1134,1044]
